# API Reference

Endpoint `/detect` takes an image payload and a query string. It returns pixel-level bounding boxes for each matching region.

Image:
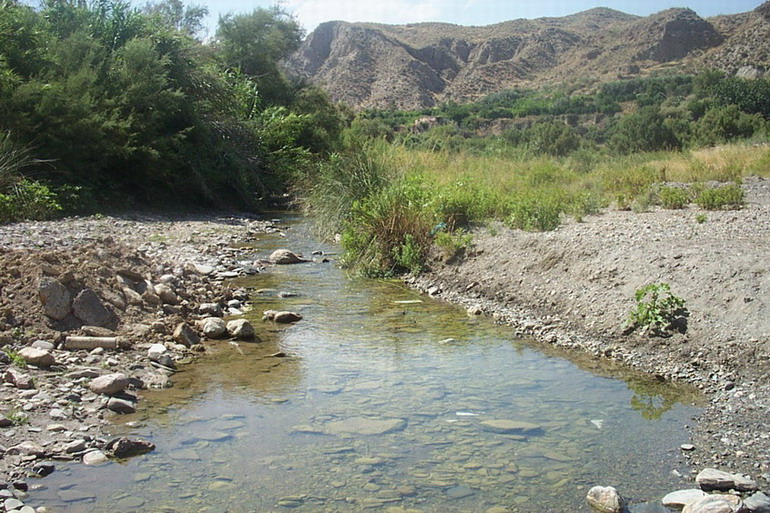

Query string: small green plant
[693,183,744,210]
[5,410,30,426]
[393,234,424,274]
[695,213,708,224]
[625,283,688,336]
[657,186,690,209]
[5,350,27,368]
[434,229,473,261]
[506,194,563,232]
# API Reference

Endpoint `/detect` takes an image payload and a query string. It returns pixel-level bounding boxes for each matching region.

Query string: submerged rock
[325,417,406,436]
[480,419,542,434]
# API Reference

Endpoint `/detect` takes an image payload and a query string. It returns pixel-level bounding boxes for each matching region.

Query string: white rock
[18,347,55,367]
[586,486,626,513]
[663,489,708,508]
[147,344,167,361]
[82,449,108,466]
[226,319,255,340]
[88,373,129,395]
[202,317,227,339]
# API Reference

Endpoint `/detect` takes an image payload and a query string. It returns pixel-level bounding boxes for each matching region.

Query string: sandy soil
[411,175,770,484]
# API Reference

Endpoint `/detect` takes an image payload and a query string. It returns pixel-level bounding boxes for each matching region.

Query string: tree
[527,119,581,156]
[215,7,303,105]
[609,106,680,154]
[695,104,765,146]
[142,0,208,37]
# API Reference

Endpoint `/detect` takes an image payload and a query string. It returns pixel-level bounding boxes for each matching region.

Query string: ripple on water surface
[31,217,703,513]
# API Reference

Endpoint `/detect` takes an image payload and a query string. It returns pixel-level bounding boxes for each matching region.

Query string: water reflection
[30,217,704,513]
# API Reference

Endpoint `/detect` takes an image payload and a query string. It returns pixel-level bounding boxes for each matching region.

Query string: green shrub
[340,178,433,277]
[506,193,563,232]
[693,183,744,210]
[625,283,687,336]
[0,179,62,224]
[434,229,473,261]
[657,186,690,209]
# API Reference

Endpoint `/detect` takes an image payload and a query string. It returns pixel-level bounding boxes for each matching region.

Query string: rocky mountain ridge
[285,2,770,110]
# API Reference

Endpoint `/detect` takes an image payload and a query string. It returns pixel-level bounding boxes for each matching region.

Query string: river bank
[0,213,283,501]
[409,175,770,484]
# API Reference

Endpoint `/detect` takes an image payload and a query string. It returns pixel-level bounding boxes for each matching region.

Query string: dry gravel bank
[410,176,770,485]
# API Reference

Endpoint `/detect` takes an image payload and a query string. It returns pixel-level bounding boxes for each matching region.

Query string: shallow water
[32,217,702,512]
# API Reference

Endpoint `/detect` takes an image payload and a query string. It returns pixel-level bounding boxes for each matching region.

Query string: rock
[480,419,542,434]
[173,322,200,347]
[154,354,176,369]
[0,415,12,428]
[49,409,68,420]
[17,347,55,367]
[273,311,303,324]
[194,264,215,275]
[107,397,137,414]
[587,486,627,513]
[262,310,278,320]
[4,498,24,511]
[682,494,746,513]
[268,249,308,265]
[467,305,483,316]
[30,463,55,477]
[30,340,54,351]
[198,303,223,317]
[106,437,155,458]
[446,485,474,500]
[63,439,87,453]
[122,287,143,306]
[662,490,708,508]
[72,288,117,329]
[696,468,758,492]
[201,317,227,339]
[89,373,129,395]
[4,368,34,390]
[226,319,255,340]
[744,492,770,513]
[38,278,71,320]
[82,449,108,466]
[8,441,45,457]
[154,283,180,304]
[147,344,167,361]
[325,417,406,436]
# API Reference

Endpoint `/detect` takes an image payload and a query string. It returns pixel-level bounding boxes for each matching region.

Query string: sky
[195,0,764,35]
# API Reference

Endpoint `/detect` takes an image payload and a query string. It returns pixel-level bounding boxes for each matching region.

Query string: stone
[682,494,746,513]
[72,288,117,329]
[198,303,223,317]
[273,311,303,324]
[154,283,180,305]
[82,449,108,466]
[147,344,167,362]
[4,498,24,511]
[194,264,215,275]
[744,492,770,513]
[587,486,627,513]
[17,347,55,367]
[467,305,483,316]
[268,249,308,265]
[30,463,55,477]
[63,439,87,453]
[49,409,68,420]
[202,317,227,339]
[106,437,155,458]
[0,415,12,428]
[38,278,71,320]
[107,397,137,414]
[8,441,45,457]
[480,419,542,434]
[4,369,34,390]
[89,373,129,395]
[173,322,200,347]
[662,489,708,508]
[325,417,406,436]
[122,287,143,306]
[30,340,54,351]
[446,485,474,500]
[696,468,758,492]
[226,319,255,340]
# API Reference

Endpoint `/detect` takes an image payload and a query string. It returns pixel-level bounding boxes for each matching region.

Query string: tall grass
[305,139,769,275]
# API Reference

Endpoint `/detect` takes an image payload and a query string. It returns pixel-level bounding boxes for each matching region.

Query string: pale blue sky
[199,0,763,34]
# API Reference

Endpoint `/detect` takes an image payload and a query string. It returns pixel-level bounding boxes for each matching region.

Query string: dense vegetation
[2,1,769,279]
[309,73,770,277]
[0,0,346,221]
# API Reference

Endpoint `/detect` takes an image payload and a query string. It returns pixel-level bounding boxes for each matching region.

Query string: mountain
[284,3,770,110]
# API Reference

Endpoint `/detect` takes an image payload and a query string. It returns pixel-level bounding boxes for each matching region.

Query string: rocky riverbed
[409,176,770,509]
[0,213,287,508]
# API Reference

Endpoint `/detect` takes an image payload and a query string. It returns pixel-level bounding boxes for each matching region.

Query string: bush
[625,283,687,336]
[506,192,563,232]
[693,183,744,210]
[434,229,473,261]
[0,179,61,223]
[657,186,690,209]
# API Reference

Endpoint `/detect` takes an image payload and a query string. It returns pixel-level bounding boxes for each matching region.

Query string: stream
[32,216,703,512]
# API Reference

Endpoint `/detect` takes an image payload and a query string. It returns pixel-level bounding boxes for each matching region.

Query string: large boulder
[38,277,71,320]
[173,322,200,347]
[268,249,309,265]
[72,288,118,329]
[274,311,303,324]
[663,490,708,508]
[201,317,227,339]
